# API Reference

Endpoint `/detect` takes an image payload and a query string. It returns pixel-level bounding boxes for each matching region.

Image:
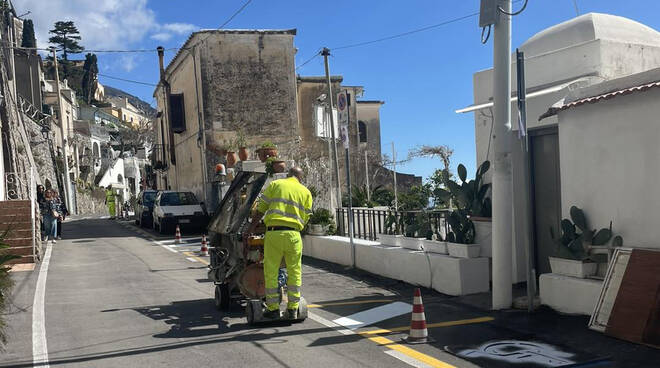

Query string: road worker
[247,167,312,319]
[105,185,116,219]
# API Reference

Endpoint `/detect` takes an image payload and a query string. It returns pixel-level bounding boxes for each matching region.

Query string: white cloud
[13,0,157,51]
[150,32,172,42]
[162,22,198,35]
[119,54,137,72]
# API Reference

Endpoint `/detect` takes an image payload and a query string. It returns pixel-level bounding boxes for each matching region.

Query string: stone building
[153,29,299,207]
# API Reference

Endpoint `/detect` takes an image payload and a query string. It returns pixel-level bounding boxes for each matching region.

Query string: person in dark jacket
[37,185,46,241]
[43,189,59,244]
[54,191,68,240]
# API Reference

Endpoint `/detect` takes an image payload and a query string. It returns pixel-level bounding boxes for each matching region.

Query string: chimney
[157,46,165,82]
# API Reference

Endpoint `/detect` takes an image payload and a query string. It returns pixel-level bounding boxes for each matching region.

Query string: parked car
[152,191,208,234]
[135,190,158,227]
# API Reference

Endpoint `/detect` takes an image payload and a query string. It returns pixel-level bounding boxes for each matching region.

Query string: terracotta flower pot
[226,151,238,168]
[259,148,277,162]
[238,147,249,161]
[272,160,286,173]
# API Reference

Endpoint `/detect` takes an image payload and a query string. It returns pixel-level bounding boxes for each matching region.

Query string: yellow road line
[307,299,395,308]
[368,335,456,368]
[358,316,495,335]
[182,251,209,265]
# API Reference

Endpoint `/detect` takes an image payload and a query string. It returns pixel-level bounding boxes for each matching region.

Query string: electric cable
[219,0,254,29]
[481,25,492,44]
[499,0,529,16]
[97,73,157,86]
[295,49,321,70]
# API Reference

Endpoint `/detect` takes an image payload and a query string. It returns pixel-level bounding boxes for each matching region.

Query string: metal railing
[335,208,450,241]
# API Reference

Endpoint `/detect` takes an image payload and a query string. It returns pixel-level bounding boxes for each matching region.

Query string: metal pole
[345,91,355,267]
[321,48,343,209]
[52,48,74,214]
[365,150,370,202]
[492,0,514,310]
[392,141,398,211]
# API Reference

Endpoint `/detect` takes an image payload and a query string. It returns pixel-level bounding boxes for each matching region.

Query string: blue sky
[17,0,660,182]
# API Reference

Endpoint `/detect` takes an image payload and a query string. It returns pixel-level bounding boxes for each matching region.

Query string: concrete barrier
[303,235,490,296]
[539,273,603,315]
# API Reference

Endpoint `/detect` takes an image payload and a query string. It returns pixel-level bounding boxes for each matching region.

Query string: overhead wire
[498,0,529,16]
[97,73,157,86]
[295,49,321,70]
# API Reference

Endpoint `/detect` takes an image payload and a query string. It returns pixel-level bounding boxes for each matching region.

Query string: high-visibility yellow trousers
[264,230,302,311]
[107,201,116,217]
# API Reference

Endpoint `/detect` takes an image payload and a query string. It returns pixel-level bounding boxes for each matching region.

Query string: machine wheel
[246,300,256,325]
[214,284,230,311]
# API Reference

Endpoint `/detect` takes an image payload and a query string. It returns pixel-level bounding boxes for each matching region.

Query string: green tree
[398,184,431,211]
[21,19,36,48]
[48,21,84,61]
[81,53,98,104]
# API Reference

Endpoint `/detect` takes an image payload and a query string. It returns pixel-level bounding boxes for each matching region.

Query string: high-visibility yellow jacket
[256,177,313,231]
[105,189,115,203]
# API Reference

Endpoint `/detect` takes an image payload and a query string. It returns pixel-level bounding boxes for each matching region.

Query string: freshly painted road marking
[32,242,52,367]
[309,311,456,368]
[359,316,495,335]
[333,302,411,330]
[368,335,456,368]
[186,257,198,263]
[385,350,434,368]
[159,244,178,253]
[308,299,395,308]
[182,252,210,265]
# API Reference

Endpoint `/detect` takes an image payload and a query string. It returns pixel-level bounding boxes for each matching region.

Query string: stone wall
[75,186,108,216]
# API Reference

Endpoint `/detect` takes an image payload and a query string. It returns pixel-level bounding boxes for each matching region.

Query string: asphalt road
[0,217,478,368]
[4,217,659,367]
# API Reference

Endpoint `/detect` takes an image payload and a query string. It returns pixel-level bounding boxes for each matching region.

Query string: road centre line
[359,316,495,335]
[385,350,434,368]
[32,242,52,367]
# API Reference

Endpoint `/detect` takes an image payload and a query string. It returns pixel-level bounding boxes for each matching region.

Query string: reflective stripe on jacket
[257,177,312,231]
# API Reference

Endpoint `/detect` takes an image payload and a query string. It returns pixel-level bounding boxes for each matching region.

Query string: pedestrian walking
[43,189,60,244]
[105,186,116,219]
[247,167,313,319]
[54,191,69,240]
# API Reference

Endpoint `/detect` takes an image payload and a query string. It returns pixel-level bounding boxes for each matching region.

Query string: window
[358,120,367,143]
[160,192,198,206]
[169,93,186,133]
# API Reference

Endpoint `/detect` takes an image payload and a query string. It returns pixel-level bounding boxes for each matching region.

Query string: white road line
[385,350,434,368]
[159,244,178,253]
[308,312,423,368]
[32,243,52,367]
[332,302,412,330]
[308,311,355,335]
[186,257,198,263]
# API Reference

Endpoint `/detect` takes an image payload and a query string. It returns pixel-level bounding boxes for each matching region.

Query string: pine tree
[48,21,84,61]
[21,19,36,48]
[81,53,98,104]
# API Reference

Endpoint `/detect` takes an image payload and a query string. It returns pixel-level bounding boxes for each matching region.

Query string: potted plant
[236,129,248,161]
[258,141,278,162]
[446,210,480,258]
[379,213,403,247]
[399,212,425,251]
[307,208,335,236]
[225,138,238,168]
[435,161,492,256]
[417,213,447,254]
[265,156,286,176]
[549,206,623,278]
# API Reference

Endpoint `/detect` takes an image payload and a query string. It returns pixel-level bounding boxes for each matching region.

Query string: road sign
[337,91,348,125]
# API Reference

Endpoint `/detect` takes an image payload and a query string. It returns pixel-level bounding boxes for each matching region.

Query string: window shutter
[169,94,186,133]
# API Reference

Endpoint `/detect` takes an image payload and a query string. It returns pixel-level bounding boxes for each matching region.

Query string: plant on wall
[550,206,623,261]
[435,161,491,217]
[446,210,475,244]
[265,156,277,176]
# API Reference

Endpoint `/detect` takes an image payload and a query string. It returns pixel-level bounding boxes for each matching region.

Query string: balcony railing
[335,208,450,241]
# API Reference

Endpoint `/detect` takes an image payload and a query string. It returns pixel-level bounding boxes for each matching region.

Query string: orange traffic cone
[200,235,209,256]
[403,288,433,344]
[175,225,182,244]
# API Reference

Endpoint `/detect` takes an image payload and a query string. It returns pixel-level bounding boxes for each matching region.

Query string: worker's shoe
[263,309,280,319]
[286,309,298,320]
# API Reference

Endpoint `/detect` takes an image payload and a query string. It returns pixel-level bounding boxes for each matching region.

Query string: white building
[460,13,660,314]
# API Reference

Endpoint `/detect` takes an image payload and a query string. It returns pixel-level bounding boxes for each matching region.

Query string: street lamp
[40,124,50,140]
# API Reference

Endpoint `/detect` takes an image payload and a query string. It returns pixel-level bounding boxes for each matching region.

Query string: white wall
[558,88,660,248]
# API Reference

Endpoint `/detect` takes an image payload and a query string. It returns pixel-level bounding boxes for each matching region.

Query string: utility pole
[364,150,370,202]
[491,0,514,310]
[322,48,342,209]
[52,48,73,214]
[392,142,398,212]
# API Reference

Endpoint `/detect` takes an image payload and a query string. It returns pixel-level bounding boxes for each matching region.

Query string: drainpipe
[157,46,168,189]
